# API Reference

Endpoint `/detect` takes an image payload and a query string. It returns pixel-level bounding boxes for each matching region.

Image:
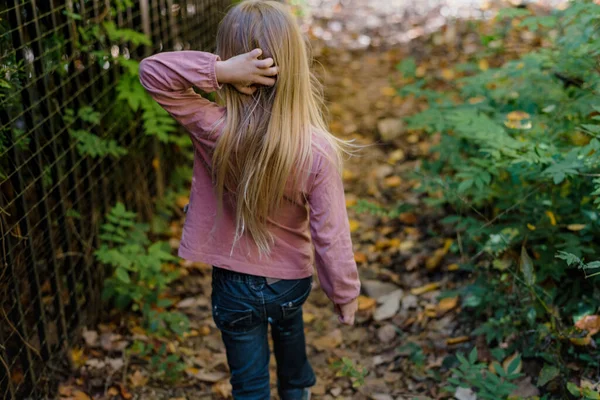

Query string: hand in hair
[215,48,278,95]
[334,297,358,326]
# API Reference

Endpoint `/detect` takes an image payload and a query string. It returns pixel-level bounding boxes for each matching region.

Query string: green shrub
[95,203,190,336]
[394,0,600,394]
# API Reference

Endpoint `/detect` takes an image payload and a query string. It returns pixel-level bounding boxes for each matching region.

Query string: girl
[139,1,360,398]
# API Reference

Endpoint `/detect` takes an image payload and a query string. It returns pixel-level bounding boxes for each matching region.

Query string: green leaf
[537,364,560,387]
[115,268,131,284]
[520,246,535,286]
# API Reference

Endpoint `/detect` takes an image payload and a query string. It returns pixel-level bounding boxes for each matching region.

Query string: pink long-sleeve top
[138,51,360,304]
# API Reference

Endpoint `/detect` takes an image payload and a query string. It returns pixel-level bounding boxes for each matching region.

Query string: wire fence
[0,0,230,398]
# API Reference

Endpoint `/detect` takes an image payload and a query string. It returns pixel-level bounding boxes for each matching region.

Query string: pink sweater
[139,51,360,304]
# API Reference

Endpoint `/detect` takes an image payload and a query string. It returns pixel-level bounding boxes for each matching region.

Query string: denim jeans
[211,267,316,400]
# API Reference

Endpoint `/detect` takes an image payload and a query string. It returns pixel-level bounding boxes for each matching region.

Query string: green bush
[95,203,190,336]
[396,1,600,394]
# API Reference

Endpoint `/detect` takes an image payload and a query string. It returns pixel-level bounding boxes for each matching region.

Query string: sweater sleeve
[138,51,225,141]
[308,152,361,305]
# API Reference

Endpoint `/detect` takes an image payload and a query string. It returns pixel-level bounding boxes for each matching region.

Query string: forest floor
[58,2,548,399]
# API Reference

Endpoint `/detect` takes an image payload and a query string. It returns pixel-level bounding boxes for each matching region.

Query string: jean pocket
[281,278,312,319]
[212,304,255,333]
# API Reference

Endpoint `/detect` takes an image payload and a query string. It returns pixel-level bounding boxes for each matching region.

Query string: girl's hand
[334,297,358,326]
[215,48,278,95]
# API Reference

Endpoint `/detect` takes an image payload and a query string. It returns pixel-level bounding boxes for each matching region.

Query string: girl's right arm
[139,51,226,140]
[139,49,278,140]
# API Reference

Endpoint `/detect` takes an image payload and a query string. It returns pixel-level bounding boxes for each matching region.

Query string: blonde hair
[213,0,351,255]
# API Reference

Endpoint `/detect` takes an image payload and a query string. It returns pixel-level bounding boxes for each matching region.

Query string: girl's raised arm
[139,51,225,140]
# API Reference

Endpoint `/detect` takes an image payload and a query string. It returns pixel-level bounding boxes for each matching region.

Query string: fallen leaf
[349,219,360,233]
[71,347,86,368]
[446,336,470,345]
[354,252,367,264]
[567,224,587,231]
[357,295,376,311]
[187,368,229,383]
[411,282,441,295]
[73,391,91,400]
[303,312,316,324]
[383,175,402,188]
[313,329,343,351]
[129,370,149,388]
[575,315,600,335]
[380,86,396,96]
[438,296,459,313]
[212,380,232,398]
[507,111,529,121]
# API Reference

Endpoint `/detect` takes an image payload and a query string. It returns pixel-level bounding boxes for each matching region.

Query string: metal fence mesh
[0,0,230,397]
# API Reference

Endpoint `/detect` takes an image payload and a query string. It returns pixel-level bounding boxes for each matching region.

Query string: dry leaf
[383,175,402,188]
[575,315,600,336]
[129,370,149,388]
[313,329,343,351]
[438,296,459,313]
[303,312,316,324]
[212,380,233,398]
[349,219,360,233]
[567,224,587,231]
[73,391,91,400]
[446,336,471,345]
[411,282,441,295]
[357,295,377,311]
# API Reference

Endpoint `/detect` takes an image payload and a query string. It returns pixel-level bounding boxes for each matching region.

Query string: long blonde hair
[213,0,350,255]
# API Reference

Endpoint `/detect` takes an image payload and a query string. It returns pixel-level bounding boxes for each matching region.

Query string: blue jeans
[211,267,316,400]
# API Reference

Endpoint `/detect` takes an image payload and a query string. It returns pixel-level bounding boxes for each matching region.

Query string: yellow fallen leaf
[527,223,536,230]
[107,387,120,396]
[446,336,470,345]
[416,65,427,77]
[384,176,402,188]
[411,282,441,295]
[175,196,189,209]
[357,295,376,311]
[380,86,396,96]
[313,329,343,351]
[345,197,357,207]
[567,224,587,231]
[447,263,460,271]
[545,210,557,226]
[71,347,86,368]
[303,312,316,324]
[343,169,356,181]
[348,219,360,233]
[387,149,405,164]
[441,68,454,80]
[468,96,486,104]
[152,158,160,170]
[73,391,91,400]
[354,252,367,264]
[438,296,459,313]
[506,111,530,121]
[570,336,592,346]
[478,59,489,71]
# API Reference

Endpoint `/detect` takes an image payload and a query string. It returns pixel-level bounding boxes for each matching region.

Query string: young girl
[139,1,360,398]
